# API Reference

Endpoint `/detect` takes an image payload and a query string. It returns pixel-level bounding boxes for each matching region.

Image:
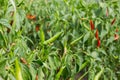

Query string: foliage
[0,0,120,80]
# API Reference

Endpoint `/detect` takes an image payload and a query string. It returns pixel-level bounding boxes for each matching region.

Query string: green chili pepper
[83,23,90,31]
[94,68,104,80]
[44,31,62,45]
[40,28,45,43]
[15,58,23,80]
[80,61,89,71]
[70,34,84,45]
[55,66,65,80]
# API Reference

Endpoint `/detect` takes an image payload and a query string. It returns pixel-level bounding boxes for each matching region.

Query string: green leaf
[48,56,56,70]
[16,12,21,31]
[100,30,108,40]
[0,18,11,29]
[38,67,45,80]
[29,65,36,80]
[83,32,90,43]
[0,30,7,47]
[106,36,114,46]
[10,0,16,11]
[0,59,6,78]
[21,65,31,80]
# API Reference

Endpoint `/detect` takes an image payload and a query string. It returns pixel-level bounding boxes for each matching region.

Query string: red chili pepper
[35,73,38,80]
[26,14,36,20]
[90,20,94,30]
[35,25,40,32]
[97,39,101,48]
[95,29,99,40]
[114,34,119,40]
[106,7,109,17]
[111,18,116,25]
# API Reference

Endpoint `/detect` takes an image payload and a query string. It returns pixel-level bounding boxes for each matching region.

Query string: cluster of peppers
[89,8,119,48]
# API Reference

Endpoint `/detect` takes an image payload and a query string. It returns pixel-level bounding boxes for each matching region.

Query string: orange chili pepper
[106,7,109,17]
[114,34,119,40]
[116,28,119,32]
[26,14,36,20]
[35,73,38,80]
[35,25,40,32]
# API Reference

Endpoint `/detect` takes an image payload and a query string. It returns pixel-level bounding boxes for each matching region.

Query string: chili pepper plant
[0,0,120,80]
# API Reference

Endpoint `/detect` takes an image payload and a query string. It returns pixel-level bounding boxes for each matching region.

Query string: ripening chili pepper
[47,30,50,33]
[10,11,14,16]
[114,34,119,40]
[5,66,10,70]
[97,39,101,48]
[47,23,49,27]
[111,18,116,25]
[10,20,13,26]
[90,20,94,30]
[95,29,99,40]
[7,20,13,33]
[35,25,40,32]
[106,7,109,17]
[10,43,16,46]
[116,28,119,32]
[26,14,36,20]
[35,73,38,80]
[7,28,10,33]
[20,57,27,65]
[81,18,87,20]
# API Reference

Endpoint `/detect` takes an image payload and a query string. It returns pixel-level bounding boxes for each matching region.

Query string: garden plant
[0,0,120,80]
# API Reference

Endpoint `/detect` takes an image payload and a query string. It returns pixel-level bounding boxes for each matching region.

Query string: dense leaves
[0,0,120,80]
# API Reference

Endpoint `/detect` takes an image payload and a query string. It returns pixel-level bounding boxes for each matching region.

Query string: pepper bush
[0,0,120,80]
